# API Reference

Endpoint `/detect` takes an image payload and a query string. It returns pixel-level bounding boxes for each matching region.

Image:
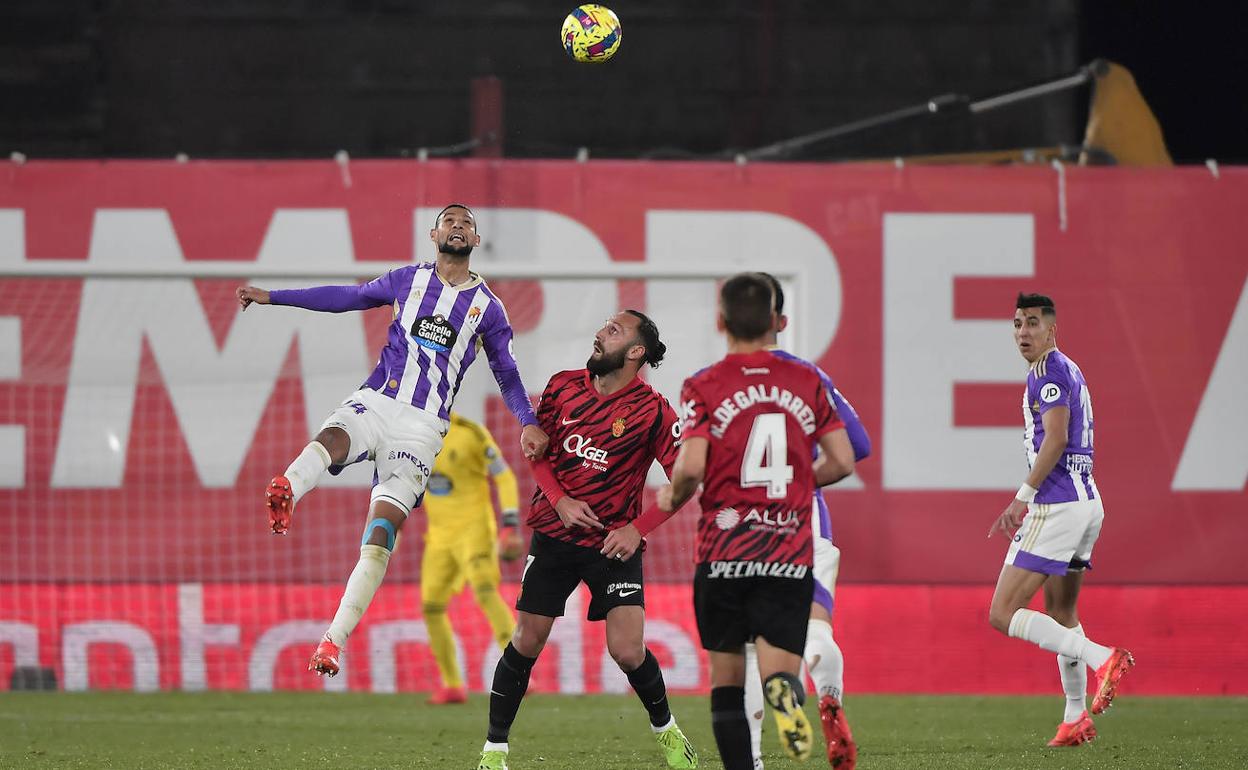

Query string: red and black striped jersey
[527,369,681,548]
[681,350,843,566]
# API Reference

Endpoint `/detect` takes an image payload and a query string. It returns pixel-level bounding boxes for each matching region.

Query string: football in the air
[561,4,622,63]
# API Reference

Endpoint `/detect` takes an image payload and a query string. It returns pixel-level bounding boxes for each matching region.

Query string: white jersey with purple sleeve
[1024,348,1095,504]
[269,264,537,427]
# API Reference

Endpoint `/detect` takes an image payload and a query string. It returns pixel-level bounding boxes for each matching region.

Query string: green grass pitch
[2,693,1245,769]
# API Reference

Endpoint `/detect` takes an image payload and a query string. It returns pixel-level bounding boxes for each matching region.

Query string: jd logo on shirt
[412,314,458,353]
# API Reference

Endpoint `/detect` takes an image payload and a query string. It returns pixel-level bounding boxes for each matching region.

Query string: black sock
[486,643,537,743]
[624,648,672,727]
[763,671,806,708]
[710,686,754,770]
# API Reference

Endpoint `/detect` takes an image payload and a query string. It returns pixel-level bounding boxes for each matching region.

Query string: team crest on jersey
[412,314,458,353]
[467,306,483,324]
[611,417,627,437]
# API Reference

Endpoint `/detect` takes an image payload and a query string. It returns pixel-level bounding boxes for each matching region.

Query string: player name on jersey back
[681,350,844,568]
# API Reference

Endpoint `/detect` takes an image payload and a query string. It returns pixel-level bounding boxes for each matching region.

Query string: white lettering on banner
[0,209,23,488]
[178,584,240,692]
[63,621,160,692]
[1174,276,1248,490]
[369,620,463,695]
[0,621,39,669]
[51,210,372,488]
[883,213,1033,489]
[249,620,347,692]
[644,211,842,423]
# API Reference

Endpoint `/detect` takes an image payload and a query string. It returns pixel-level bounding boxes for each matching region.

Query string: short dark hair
[720,273,775,341]
[623,309,666,368]
[1016,292,1056,317]
[758,271,785,315]
[436,203,475,224]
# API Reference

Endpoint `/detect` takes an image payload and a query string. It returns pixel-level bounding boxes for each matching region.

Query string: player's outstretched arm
[236,286,270,310]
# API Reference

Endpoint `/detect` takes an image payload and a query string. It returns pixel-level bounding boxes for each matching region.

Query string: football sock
[423,600,462,689]
[1009,609,1112,670]
[284,441,331,502]
[1058,623,1088,722]
[710,686,755,770]
[804,619,844,701]
[324,544,390,647]
[487,643,537,743]
[625,648,672,727]
[744,643,765,762]
[474,583,517,650]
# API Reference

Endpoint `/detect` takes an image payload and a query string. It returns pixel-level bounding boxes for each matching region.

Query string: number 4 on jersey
[740,413,794,498]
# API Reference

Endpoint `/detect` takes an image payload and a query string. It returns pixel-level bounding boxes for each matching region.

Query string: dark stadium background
[2,1,1243,163]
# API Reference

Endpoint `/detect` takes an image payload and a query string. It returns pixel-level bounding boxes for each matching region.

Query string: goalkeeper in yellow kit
[422,413,525,704]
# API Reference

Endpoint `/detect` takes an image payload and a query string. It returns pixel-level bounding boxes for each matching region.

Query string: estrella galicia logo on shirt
[411,314,458,353]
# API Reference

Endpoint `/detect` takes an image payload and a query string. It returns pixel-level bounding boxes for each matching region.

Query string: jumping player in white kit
[236,204,548,677]
[987,293,1134,746]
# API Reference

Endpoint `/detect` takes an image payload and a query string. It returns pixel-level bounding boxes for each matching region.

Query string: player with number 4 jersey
[655,273,855,770]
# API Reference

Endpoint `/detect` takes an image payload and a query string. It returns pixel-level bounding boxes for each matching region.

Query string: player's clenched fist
[520,424,549,460]
[236,286,271,311]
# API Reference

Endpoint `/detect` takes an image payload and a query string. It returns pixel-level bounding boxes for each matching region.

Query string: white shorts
[319,388,445,516]
[1004,497,1105,576]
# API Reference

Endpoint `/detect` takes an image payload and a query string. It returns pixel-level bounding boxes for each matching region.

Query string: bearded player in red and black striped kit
[476,310,698,770]
[653,273,855,770]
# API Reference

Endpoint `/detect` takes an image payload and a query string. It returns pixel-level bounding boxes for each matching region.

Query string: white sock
[1058,623,1088,722]
[483,741,509,753]
[285,441,332,502]
[1009,609,1112,670]
[744,642,764,762]
[804,619,844,701]
[325,544,391,646]
[650,716,676,734]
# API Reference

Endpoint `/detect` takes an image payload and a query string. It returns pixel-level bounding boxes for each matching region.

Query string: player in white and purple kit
[987,293,1134,747]
[742,274,869,770]
[236,204,548,677]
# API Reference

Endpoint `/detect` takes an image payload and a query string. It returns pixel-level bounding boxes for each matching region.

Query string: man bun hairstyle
[623,309,666,368]
[1016,292,1056,317]
[720,272,775,341]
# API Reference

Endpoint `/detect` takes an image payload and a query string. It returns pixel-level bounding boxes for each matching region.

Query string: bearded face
[586,341,629,376]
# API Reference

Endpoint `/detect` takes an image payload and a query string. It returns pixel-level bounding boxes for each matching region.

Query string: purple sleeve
[268,272,394,313]
[1034,359,1073,415]
[816,365,871,462]
[482,305,538,427]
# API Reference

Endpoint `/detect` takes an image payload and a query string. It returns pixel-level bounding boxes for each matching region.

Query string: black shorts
[693,561,814,655]
[516,531,645,622]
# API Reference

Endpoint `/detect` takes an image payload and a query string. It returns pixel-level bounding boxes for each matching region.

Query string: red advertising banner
[0,160,1245,692]
[2,584,1244,695]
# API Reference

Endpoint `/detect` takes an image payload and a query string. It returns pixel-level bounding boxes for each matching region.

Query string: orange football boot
[818,695,858,769]
[1090,648,1135,714]
[266,475,294,534]
[429,685,467,705]
[308,635,340,677]
[1047,711,1096,746]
